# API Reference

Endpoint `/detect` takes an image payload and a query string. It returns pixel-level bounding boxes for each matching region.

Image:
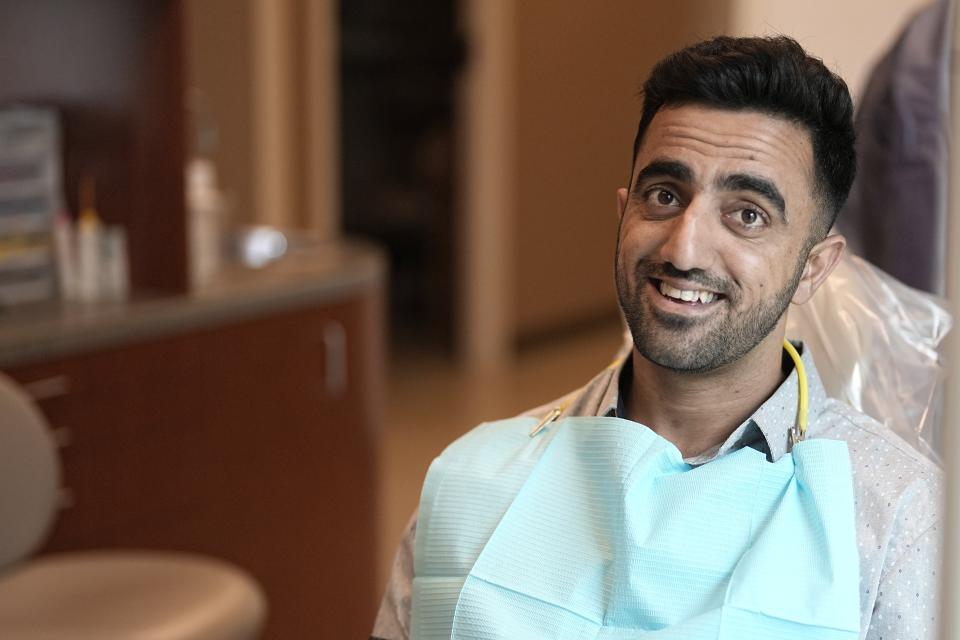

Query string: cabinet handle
[323,320,348,397]
[22,375,71,402]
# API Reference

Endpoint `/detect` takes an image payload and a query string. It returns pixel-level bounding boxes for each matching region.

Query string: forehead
[634,105,815,193]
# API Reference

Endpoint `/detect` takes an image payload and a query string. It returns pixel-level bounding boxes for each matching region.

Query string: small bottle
[187,157,224,287]
[76,176,102,302]
[100,226,129,300]
[52,208,76,301]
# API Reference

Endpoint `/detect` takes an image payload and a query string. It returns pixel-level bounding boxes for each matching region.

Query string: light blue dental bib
[411,416,861,639]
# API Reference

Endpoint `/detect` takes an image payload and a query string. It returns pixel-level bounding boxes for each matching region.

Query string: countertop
[0,239,386,368]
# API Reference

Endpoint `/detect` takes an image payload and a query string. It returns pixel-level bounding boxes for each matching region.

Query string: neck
[624,325,788,459]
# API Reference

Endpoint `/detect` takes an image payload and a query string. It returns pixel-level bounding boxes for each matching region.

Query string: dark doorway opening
[339,0,465,355]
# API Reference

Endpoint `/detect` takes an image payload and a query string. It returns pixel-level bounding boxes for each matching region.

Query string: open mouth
[649,278,725,306]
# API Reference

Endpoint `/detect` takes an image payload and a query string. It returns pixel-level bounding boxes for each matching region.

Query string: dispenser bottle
[76,177,102,302]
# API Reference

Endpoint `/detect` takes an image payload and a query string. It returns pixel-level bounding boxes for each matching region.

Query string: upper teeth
[659,281,717,304]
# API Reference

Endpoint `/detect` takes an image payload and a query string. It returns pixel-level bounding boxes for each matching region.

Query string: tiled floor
[376,318,627,590]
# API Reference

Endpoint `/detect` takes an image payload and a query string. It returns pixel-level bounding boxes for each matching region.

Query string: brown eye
[656,190,676,205]
[723,206,768,234]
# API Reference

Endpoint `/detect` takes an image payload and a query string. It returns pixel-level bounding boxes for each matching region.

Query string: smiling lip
[648,278,725,309]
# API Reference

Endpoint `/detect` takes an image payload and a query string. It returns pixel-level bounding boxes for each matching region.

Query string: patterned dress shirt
[372,343,943,640]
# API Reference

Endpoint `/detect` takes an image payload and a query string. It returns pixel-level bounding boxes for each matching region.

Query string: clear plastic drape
[787,253,953,463]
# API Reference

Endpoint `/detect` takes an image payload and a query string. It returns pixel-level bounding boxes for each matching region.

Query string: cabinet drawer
[5,298,365,445]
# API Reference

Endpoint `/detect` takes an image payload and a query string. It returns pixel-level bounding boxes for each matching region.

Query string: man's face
[615,104,820,372]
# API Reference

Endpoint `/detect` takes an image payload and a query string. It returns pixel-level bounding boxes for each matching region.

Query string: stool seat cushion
[0,550,266,640]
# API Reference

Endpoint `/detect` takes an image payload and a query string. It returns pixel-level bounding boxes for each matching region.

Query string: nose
[657,197,716,273]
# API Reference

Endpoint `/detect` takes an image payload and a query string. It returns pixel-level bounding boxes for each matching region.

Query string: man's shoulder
[518,364,620,421]
[816,398,942,537]
[817,398,941,481]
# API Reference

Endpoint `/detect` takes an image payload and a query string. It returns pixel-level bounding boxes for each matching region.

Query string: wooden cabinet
[4,282,384,639]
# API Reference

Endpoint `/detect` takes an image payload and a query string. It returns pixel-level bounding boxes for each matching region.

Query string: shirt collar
[594,340,828,463]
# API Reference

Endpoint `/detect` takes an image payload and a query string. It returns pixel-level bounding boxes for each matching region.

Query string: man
[373,36,942,639]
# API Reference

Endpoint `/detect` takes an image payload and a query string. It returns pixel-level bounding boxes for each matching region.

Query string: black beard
[614,253,805,373]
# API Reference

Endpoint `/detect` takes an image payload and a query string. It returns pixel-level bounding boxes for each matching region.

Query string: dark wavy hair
[632,35,856,239]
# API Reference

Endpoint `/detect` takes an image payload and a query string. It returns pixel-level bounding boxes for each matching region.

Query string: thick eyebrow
[718,173,786,222]
[633,160,693,193]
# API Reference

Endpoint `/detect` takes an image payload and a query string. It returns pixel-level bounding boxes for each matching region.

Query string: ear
[617,187,628,220]
[791,233,846,305]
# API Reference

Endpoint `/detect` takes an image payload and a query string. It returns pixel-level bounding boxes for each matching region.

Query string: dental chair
[0,371,267,639]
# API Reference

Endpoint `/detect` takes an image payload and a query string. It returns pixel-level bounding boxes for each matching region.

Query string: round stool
[0,550,266,639]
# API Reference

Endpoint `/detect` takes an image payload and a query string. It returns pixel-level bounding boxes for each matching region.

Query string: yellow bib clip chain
[783,339,809,447]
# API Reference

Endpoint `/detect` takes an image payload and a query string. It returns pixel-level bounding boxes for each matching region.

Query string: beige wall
[510,1,729,340]
[457,0,517,369]
[185,0,339,235]
[728,0,930,101]
[186,0,255,225]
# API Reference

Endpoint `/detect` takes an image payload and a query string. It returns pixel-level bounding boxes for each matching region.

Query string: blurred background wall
[186,0,339,235]
[509,1,727,342]
[729,0,929,100]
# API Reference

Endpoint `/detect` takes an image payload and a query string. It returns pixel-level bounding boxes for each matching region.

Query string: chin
[636,342,721,374]
[629,308,750,373]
